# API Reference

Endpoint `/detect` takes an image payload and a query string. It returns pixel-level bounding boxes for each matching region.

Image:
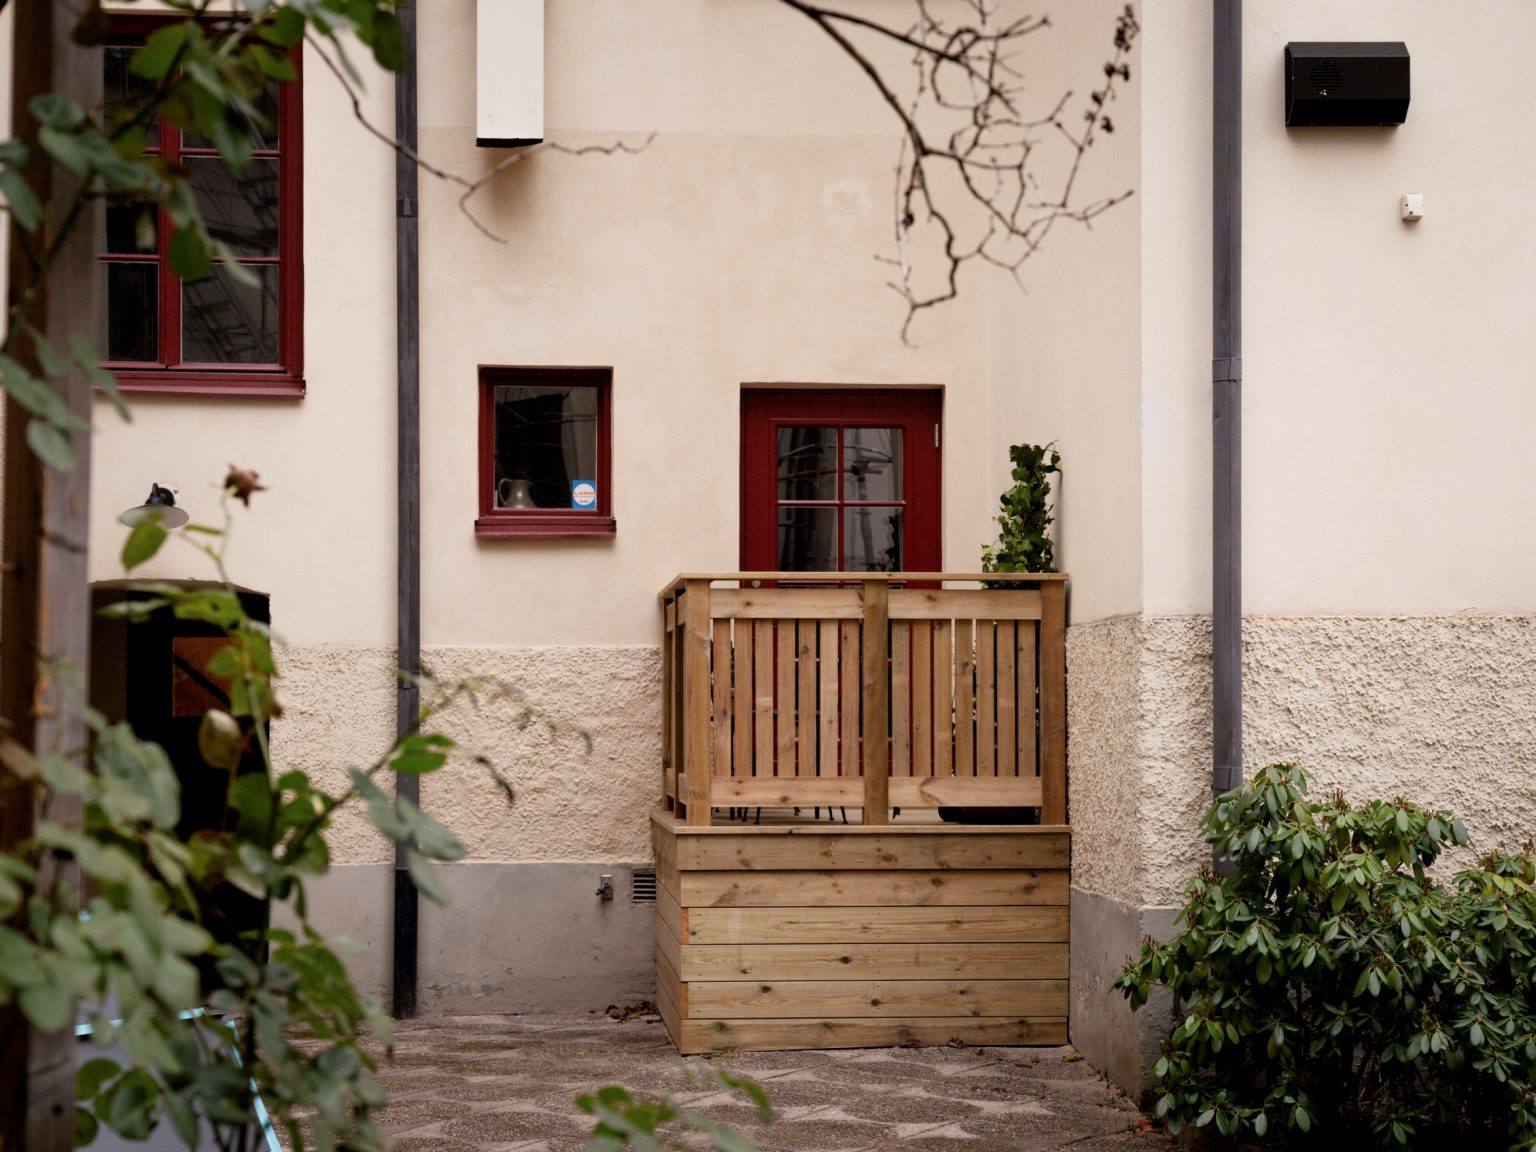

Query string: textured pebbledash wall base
[1067,612,1536,1095]
[271,645,662,866]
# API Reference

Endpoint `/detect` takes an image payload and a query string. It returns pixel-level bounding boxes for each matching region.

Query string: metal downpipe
[1212,0,1243,852]
[392,0,422,1018]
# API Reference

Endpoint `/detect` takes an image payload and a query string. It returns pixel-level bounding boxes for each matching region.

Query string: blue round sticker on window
[571,480,597,509]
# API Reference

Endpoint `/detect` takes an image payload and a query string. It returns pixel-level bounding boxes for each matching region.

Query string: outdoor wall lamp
[118,483,189,529]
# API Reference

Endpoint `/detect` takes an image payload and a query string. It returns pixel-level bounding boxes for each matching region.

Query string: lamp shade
[119,483,189,529]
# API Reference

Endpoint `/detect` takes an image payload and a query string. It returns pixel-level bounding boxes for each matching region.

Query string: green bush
[1114,764,1536,1148]
[981,442,1059,575]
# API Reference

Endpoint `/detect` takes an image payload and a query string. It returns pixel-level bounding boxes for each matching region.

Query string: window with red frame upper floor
[100,17,303,397]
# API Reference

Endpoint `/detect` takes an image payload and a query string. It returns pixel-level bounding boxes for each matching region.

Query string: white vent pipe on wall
[477,0,544,147]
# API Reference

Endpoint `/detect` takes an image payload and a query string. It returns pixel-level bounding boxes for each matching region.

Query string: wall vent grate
[631,871,657,904]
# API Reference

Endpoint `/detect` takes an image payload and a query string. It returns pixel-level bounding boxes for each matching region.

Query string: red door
[741,389,942,572]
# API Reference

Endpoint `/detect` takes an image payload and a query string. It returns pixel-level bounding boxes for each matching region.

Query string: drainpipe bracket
[1211,357,1243,384]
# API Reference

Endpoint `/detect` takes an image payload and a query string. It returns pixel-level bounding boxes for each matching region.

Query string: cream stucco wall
[988,0,1145,625]
[1141,0,1536,617]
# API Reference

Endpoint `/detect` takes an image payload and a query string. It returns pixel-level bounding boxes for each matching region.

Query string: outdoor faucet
[595,874,614,900]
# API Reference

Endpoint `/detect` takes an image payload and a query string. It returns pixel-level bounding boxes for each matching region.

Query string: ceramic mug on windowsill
[497,478,536,509]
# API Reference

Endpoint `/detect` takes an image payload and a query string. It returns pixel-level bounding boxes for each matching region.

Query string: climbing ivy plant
[981,442,1060,576]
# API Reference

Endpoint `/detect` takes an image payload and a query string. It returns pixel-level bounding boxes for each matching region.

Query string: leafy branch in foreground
[0,471,514,1152]
[1115,763,1536,1149]
[579,1068,775,1152]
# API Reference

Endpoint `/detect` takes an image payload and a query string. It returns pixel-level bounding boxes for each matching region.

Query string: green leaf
[77,1057,120,1100]
[169,223,213,281]
[121,518,169,571]
[74,1107,99,1148]
[28,327,69,378]
[390,732,455,775]
[371,11,406,71]
[26,418,75,471]
[0,165,41,231]
[19,980,74,1032]
[406,846,449,905]
[29,93,84,129]
[130,23,191,81]
[197,709,244,771]
[102,1070,158,1141]
[260,7,307,48]
[71,334,130,420]
[37,126,92,177]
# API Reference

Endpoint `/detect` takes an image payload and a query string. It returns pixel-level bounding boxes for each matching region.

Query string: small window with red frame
[99,17,303,397]
[477,367,616,539]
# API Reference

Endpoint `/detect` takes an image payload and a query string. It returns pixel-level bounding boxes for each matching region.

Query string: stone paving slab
[341,1013,1173,1152]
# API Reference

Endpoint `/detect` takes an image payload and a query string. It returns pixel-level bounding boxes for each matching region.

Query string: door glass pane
[492,385,599,510]
[182,264,279,363]
[189,157,279,258]
[844,507,903,572]
[102,262,158,363]
[843,428,902,501]
[777,426,837,501]
[777,507,838,570]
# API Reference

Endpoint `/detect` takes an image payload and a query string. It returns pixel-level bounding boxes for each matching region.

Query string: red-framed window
[740,389,942,572]
[476,366,616,539]
[99,15,304,398]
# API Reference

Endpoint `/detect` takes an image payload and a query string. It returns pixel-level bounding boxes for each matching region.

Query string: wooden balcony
[652,573,1070,1054]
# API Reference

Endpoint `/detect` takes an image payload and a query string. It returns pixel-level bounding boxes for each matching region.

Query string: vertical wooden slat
[955,619,975,776]
[661,600,675,807]
[754,620,774,777]
[1039,582,1067,824]
[797,620,817,779]
[840,621,860,776]
[976,620,996,776]
[712,619,732,778]
[933,619,952,778]
[890,620,911,777]
[776,622,795,776]
[733,618,752,781]
[861,582,890,824]
[997,620,1016,778]
[912,623,932,778]
[818,620,838,778]
[683,582,713,824]
[1018,619,1038,781]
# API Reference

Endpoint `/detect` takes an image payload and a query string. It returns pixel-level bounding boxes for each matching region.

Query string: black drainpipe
[392,0,422,1018]
[1212,0,1242,854]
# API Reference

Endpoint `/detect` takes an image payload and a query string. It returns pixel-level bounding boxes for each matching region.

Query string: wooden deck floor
[652,808,1070,1054]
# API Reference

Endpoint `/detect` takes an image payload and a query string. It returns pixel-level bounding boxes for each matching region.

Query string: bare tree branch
[307,32,654,244]
[779,0,1140,342]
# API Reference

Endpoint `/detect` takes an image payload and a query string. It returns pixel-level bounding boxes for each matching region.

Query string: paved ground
[367,1013,1173,1152]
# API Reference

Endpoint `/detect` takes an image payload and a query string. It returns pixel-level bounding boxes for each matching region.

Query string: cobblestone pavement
[365,1013,1174,1152]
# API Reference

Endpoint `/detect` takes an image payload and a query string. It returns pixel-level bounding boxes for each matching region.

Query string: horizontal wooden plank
[687,905,1069,945]
[652,807,1068,837]
[679,869,1068,908]
[686,979,1068,1019]
[678,942,1068,982]
[676,832,1070,872]
[676,1015,1067,1054]
[709,589,864,620]
[889,589,1042,621]
[711,776,1044,809]
[656,882,683,945]
[659,573,1070,600]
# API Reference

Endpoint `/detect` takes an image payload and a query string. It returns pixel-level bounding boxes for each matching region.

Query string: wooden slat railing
[659,574,1067,827]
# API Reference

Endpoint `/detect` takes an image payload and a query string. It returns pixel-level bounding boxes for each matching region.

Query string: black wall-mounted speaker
[1285,42,1410,126]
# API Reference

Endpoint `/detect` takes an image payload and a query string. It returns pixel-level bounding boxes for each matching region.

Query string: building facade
[4,0,1533,1094]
